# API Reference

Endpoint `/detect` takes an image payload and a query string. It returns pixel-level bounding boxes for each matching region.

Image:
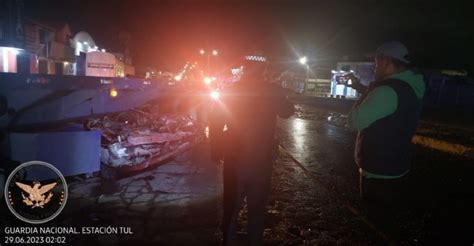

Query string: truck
[0,73,201,197]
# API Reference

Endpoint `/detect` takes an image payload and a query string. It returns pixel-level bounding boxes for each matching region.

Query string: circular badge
[4,161,68,224]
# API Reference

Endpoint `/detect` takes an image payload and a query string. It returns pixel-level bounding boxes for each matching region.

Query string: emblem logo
[16,181,57,208]
[4,161,68,224]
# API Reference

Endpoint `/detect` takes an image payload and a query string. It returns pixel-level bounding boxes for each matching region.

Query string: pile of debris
[85,107,202,173]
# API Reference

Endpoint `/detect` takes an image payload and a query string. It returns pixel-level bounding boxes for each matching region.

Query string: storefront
[330,62,374,98]
[0,47,20,73]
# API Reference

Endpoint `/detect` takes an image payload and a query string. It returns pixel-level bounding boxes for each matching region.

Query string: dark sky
[24,0,474,73]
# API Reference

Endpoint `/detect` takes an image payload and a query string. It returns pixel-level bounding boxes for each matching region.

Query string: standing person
[209,54,294,245]
[347,42,426,234]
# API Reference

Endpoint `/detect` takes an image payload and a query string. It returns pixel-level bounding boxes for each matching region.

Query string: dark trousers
[359,175,409,239]
[222,156,273,246]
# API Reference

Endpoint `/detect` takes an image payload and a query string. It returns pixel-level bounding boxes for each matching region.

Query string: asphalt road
[1,104,472,245]
[268,104,474,245]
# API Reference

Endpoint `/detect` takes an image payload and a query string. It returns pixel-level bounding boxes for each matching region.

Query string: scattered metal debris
[84,106,201,174]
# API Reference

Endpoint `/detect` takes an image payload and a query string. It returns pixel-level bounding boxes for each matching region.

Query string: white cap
[376,41,410,63]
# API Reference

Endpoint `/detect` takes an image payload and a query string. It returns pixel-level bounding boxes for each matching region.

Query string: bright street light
[210,90,220,100]
[299,56,307,65]
[299,56,310,92]
[199,49,218,72]
[203,77,212,85]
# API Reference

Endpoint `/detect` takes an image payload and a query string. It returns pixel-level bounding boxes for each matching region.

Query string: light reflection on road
[278,105,356,181]
[291,118,307,155]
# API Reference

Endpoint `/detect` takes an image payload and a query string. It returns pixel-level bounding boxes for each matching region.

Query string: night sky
[23,0,474,73]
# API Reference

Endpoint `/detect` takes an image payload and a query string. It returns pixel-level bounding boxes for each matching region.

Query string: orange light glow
[109,88,118,98]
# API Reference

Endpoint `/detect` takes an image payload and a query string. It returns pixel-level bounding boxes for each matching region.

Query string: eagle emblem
[15,181,57,208]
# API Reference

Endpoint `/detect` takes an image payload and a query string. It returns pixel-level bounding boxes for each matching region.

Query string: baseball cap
[376,41,410,63]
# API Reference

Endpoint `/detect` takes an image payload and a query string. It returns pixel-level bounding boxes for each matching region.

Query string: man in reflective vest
[348,41,426,235]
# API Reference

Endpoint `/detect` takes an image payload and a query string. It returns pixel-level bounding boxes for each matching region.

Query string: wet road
[279,104,356,182]
[267,104,474,245]
[1,104,472,245]
[264,104,378,245]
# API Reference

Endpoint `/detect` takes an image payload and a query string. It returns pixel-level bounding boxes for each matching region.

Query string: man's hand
[346,73,366,92]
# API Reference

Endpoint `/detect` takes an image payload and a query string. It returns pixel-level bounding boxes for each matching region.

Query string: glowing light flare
[174,75,182,81]
[109,88,118,98]
[200,49,205,55]
[299,56,307,65]
[212,50,218,56]
[203,77,212,85]
[210,91,220,100]
[9,48,20,56]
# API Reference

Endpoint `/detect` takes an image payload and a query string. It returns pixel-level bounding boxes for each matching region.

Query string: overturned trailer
[0,73,201,183]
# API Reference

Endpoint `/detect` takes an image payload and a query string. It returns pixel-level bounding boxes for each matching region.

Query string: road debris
[84,106,202,175]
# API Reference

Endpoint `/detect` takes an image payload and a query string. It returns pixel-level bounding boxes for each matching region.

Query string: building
[83,51,115,77]
[23,19,75,75]
[0,1,135,78]
[112,52,135,77]
[71,32,135,78]
[0,0,24,73]
[70,31,100,56]
[278,69,331,96]
[330,62,374,98]
[279,70,306,93]
[305,78,332,97]
[21,26,136,77]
